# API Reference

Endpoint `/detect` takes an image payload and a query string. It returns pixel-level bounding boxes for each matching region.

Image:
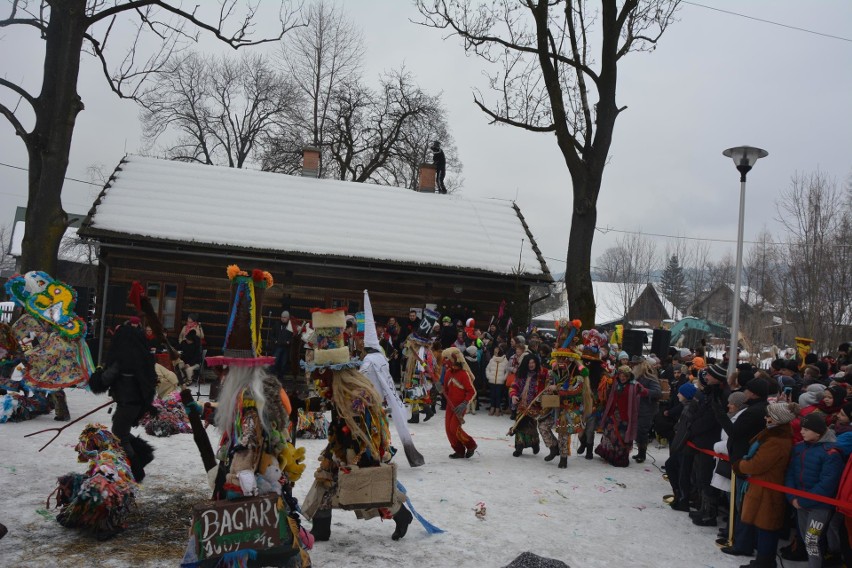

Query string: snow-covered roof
[534,281,646,326]
[534,281,684,326]
[649,283,685,321]
[9,222,98,265]
[725,283,774,310]
[81,156,550,280]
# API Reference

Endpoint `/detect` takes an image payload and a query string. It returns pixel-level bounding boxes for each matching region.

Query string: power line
[0,161,102,186]
[683,1,852,43]
[594,226,852,248]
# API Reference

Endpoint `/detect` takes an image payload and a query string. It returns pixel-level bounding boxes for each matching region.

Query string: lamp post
[722,146,768,379]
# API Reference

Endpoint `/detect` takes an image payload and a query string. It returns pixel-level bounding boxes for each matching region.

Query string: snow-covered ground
[0,387,807,568]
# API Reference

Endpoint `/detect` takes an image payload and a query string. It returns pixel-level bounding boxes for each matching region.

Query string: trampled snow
[0,387,787,567]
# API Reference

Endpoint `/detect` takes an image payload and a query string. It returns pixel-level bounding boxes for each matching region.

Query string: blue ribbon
[396,481,445,535]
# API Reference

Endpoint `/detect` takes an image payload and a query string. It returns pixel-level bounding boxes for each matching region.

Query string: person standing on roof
[431,141,446,194]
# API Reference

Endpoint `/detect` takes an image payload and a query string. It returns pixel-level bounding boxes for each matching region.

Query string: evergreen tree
[660,254,687,312]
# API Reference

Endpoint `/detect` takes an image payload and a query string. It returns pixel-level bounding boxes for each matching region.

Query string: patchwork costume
[3,271,94,421]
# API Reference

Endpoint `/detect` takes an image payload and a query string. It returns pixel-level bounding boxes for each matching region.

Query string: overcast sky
[1,0,850,276]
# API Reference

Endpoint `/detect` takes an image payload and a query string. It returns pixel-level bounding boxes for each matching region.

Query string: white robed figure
[359,290,425,467]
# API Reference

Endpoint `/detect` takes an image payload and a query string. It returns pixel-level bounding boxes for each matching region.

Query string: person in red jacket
[441,347,478,459]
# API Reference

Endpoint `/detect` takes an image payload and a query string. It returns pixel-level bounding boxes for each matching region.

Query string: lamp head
[723,146,768,181]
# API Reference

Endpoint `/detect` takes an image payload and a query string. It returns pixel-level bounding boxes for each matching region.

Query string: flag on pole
[497,300,506,320]
[505,317,513,333]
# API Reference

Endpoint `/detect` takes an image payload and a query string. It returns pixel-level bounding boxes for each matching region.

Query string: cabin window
[146,281,181,330]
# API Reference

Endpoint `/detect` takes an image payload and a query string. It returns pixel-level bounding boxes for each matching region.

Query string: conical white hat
[363,289,381,351]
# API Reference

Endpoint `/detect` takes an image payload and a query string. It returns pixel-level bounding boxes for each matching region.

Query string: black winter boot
[543,445,560,462]
[585,442,594,460]
[577,438,588,455]
[513,446,523,457]
[407,411,420,424]
[391,506,413,540]
[424,403,435,422]
[557,457,568,469]
[311,510,332,541]
[632,443,647,463]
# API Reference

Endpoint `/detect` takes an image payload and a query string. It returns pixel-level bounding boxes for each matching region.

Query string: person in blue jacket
[785,412,845,568]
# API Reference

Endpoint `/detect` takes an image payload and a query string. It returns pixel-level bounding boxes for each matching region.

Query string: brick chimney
[302,147,320,177]
[417,162,436,193]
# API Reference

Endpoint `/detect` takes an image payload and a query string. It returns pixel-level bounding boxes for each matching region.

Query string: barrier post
[726,472,736,547]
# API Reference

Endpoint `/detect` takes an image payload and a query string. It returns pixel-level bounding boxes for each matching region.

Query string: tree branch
[88,0,300,48]
[0,78,38,109]
[473,96,555,133]
[0,100,30,141]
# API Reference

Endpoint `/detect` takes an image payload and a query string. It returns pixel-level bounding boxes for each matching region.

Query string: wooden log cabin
[78,155,552,361]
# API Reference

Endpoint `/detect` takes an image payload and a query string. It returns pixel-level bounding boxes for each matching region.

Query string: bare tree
[595,233,657,324]
[776,170,852,352]
[381,99,464,193]
[684,239,711,314]
[139,51,301,168]
[0,223,17,275]
[326,69,451,185]
[272,0,364,176]
[0,0,302,274]
[415,0,681,326]
[742,228,780,350]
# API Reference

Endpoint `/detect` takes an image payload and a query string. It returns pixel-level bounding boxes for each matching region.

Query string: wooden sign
[191,494,287,561]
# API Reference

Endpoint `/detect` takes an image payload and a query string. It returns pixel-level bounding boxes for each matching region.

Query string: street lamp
[722,146,768,379]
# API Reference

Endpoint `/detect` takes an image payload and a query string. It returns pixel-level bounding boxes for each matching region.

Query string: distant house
[532,281,682,330]
[687,283,785,348]
[79,155,552,360]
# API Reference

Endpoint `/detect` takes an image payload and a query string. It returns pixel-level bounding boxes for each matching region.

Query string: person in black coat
[431,141,447,194]
[688,364,729,527]
[270,310,294,382]
[178,329,203,385]
[103,320,157,482]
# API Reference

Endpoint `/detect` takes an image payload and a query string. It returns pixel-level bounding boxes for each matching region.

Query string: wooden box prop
[312,310,349,365]
[333,463,397,510]
[190,494,297,565]
[540,394,561,409]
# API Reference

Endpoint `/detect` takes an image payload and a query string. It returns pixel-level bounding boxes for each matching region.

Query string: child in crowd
[785,412,844,568]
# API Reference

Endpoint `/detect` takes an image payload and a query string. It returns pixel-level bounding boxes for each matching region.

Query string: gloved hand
[454,403,466,419]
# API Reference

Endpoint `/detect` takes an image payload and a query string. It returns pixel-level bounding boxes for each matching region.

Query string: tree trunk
[19,1,87,274]
[565,174,600,327]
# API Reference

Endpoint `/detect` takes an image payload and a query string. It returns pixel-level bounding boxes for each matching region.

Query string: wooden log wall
[97,246,533,357]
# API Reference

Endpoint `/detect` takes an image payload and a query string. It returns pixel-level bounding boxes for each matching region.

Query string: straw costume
[301,308,415,542]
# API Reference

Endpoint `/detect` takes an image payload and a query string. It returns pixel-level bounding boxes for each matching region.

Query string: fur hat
[678,382,697,400]
[801,412,828,436]
[765,402,799,425]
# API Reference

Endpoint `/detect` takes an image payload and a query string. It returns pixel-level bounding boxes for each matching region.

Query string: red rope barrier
[686,441,852,510]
